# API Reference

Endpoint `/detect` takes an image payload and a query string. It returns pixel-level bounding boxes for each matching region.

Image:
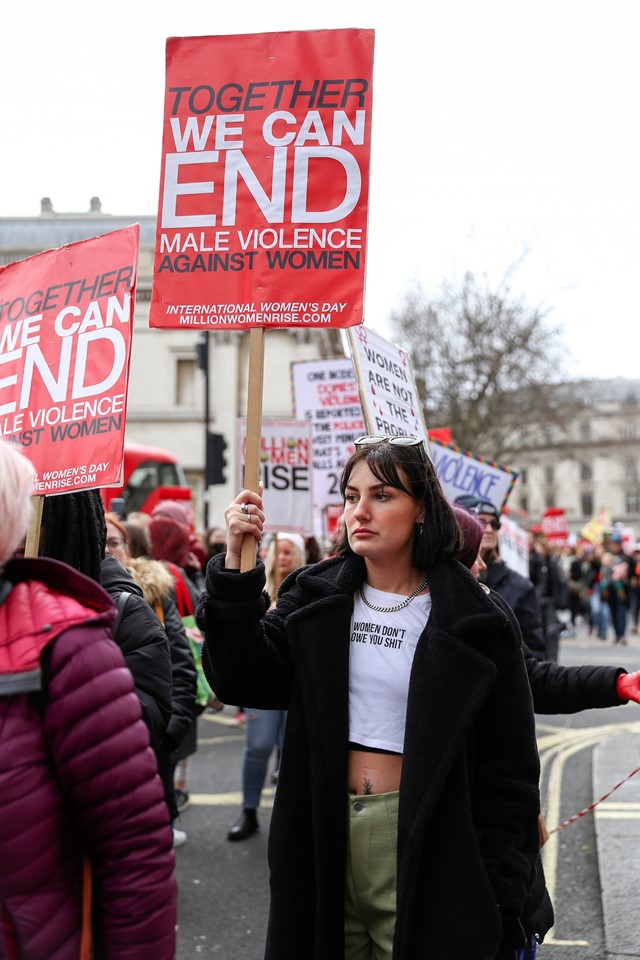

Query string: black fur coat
[197,552,541,960]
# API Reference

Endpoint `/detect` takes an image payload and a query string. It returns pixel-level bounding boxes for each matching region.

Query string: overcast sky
[2,0,637,380]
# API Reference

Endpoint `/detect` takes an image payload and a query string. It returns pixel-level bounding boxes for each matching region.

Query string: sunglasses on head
[354,435,428,463]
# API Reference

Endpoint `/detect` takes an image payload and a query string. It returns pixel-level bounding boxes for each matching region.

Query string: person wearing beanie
[454,496,640,958]
[454,495,548,661]
[151,500,208,585]
[227,532,307,842]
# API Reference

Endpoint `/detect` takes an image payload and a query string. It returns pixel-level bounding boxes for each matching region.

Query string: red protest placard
[149,28,374,332]
[542,507,569,546]
[0,226,138,494]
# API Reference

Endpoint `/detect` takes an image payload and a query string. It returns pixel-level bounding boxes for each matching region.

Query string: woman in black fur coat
[197,436,541,960]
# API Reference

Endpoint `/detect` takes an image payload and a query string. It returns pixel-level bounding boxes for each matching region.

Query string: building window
[625,458,638,481]
[580,463,593,482]
[624,420,637,438]
[626,492,640,514]
[544,427,555,445]
[520,496,528,514]
[175,358,197,407]
[581,492,593,517]
[545,465,554,483]
[545,492,555,509]
[580,421,591,442]
[520,468,528,485]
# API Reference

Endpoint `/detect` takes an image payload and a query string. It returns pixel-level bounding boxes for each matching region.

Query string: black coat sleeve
[526,656,625,714]
[163,591,197,750]
[112,592,173,750]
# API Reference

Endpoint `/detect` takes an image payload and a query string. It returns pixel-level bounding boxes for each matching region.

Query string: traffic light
[195,333,209,372]
[206,431,228,485]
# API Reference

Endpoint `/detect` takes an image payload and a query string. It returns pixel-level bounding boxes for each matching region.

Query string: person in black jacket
[529,532,569,658]
[454,504,640,958]
[454,496,548,660]
[39,491,173,754]
[121,516,198,845]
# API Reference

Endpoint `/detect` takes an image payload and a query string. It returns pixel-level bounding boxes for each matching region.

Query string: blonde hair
[0,441,36,567]
[265,534,306,601]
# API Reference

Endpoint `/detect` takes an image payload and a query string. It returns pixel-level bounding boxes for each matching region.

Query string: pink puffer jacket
[0,558,177,960]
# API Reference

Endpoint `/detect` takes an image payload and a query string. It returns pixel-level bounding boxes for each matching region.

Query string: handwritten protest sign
[0,226,138,494]
[429,438,518,513]
[237,418,313,534]
[347,326,429,443]
[498,514,529,577]
[291,357,364,512]
[150,28,374,331]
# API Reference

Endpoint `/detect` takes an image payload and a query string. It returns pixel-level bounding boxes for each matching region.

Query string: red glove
[617,672,640,704]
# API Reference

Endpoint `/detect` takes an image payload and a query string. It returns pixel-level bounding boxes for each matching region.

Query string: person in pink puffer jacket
[0,439,177,960]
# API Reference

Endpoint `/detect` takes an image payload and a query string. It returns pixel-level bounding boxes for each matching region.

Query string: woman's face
[344,460,423,567]
[105,520,129,565]
[277,539,300,577]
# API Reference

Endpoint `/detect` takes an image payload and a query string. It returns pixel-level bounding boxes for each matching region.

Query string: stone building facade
[502,378,640,536]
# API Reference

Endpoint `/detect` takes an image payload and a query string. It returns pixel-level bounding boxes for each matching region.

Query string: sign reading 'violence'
[0,226,138,494]
[149,29,374,331]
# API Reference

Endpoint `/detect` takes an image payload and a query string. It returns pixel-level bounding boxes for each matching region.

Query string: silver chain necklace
[358,576,429,613]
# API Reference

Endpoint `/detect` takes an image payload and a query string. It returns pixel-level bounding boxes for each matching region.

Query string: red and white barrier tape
[547,763,640,835]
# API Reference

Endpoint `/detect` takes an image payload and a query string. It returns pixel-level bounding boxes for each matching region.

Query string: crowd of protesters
[3,431,640,960]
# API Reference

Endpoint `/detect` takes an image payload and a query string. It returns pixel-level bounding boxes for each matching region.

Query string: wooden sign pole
[24,495,44,558]
[240,328,266,572]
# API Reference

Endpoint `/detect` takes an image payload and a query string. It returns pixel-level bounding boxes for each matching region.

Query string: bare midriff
[347,748,403,795]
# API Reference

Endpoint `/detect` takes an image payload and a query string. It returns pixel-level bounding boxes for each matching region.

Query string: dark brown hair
[336,442,462,570]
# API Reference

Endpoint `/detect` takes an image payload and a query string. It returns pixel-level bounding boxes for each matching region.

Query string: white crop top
[348,586,432,753]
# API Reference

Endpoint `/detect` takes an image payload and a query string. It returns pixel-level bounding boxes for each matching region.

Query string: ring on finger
[241,502,249,515]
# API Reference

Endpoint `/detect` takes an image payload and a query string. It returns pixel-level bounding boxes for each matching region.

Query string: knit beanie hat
[452,505,485,570]
[149,515,190,567]
[151,499,195,532]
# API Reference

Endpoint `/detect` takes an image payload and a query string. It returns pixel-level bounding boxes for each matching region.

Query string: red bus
[101,441,192,517]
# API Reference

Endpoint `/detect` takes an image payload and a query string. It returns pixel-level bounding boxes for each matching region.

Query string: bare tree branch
[390,263,569,460]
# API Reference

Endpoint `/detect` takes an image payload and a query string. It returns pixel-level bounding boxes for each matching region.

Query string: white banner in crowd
[237,418,314,535]
[346,327,429,445]
[498,514,529,578]
[291,357,364,513]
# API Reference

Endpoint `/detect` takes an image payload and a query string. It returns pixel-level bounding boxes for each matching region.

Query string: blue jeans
[591,586,610,638]
[242,709,286,809]
[517,935,537,959]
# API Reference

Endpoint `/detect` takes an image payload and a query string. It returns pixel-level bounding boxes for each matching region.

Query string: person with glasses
[454,503,640,960]
[455,495,548,662]
[197,435,541,960]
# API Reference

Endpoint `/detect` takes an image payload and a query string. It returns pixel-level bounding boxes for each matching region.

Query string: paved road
[174,625,640,959]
